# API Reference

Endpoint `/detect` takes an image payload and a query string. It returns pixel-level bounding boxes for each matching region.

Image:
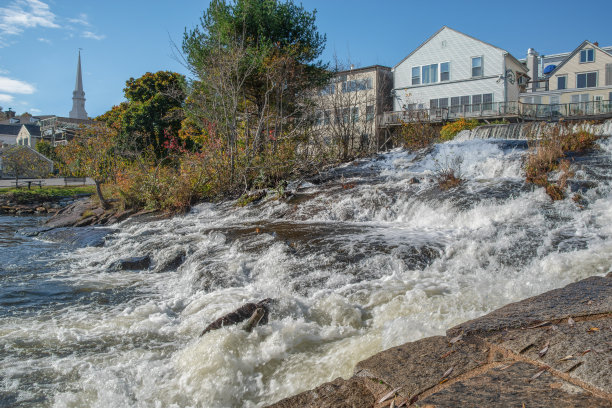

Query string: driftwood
[200,298,273,336]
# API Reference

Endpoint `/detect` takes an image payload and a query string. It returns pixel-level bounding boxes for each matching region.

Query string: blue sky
[0,0,610,118]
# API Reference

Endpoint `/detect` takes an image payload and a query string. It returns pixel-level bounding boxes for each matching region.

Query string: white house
[392,26,528,116]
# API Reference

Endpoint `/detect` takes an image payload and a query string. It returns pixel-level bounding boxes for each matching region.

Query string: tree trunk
[94,180,110,210]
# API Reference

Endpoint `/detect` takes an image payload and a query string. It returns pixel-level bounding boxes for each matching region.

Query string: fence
[381,100,612,126]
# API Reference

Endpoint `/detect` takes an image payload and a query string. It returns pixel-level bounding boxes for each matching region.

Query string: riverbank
[0,186,94,215]
[270,273,612,407]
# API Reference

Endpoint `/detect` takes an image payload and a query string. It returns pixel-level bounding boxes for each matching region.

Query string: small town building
[313,65,393,154]
[391,26,528,119]
[520,41,612,117]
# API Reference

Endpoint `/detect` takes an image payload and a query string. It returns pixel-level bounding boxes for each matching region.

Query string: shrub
[439,118,479,141]
[435,155,464,190]
[398,121,439,150]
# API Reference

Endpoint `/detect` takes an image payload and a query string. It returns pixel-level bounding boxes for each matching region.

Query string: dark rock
[155,250,186,272]
[200,298,273,336]
[113,256,151,271]
[408,177,420,184]
[74,216,96,227]
[45,199,95,228]
[38,227,115,248]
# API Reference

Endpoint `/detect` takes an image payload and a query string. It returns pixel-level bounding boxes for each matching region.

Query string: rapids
[2,135,612,407]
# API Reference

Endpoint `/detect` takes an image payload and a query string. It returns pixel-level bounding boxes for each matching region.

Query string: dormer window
[580,49,594,63]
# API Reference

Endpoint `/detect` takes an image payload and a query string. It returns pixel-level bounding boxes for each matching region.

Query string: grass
[0,185,95,203]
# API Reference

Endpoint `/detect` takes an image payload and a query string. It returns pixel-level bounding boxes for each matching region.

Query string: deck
[380,100,612,127]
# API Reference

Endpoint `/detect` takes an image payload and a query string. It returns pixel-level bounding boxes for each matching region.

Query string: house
[313,65,393,155]
[391,26,528,119]
[15,124,42,148]
[520,41,612,113]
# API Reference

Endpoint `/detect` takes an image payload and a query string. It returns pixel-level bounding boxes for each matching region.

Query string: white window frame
[580,49,595,63]
[471,56,483,77]
[440,62,450,81]
[557,75,567,90]
[576,71,597,89]
[412,66,420,85]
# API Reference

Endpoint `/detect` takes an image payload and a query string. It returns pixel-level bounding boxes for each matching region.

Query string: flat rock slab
[354,336,489,399]
[418,362,610,408]
[267,274,612,407]
[447,276,612,338]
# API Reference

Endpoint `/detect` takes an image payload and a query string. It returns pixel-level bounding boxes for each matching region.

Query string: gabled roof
[22,124,41,137]
[394,26,509,69]
[0,124,22,136]
[547,40,612,76]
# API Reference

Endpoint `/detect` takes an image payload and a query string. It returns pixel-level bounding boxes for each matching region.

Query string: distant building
[0,124,21,145]
[313,65,393,154]
[521,41,612,109]
[392,26,528,117]
[69,51,88,120]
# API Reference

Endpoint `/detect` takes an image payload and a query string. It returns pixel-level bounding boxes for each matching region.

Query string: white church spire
[69,50,88,119]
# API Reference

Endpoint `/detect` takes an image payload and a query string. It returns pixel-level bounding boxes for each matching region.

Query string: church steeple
[69,50,88,119]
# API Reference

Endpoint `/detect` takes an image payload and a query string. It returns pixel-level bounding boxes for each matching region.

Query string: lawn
[0,185,95,202]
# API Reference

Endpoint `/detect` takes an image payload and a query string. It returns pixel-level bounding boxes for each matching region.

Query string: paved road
[0,177,95,188]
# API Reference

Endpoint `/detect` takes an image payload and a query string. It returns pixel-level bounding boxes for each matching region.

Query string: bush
[398,121,439,150]
[435,155,464,190]
[439,118,479,141]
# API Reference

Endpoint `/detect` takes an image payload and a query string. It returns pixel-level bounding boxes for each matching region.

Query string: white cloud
[0,68,9,75]
[67,13,90,26]
[0,0,59,38]
[37,37,51,44]
[29,107,41,114]
[82,31,105,41]
[0,93,14,104]
[0,76,35,94]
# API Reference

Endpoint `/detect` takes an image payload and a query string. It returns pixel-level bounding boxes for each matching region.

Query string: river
[1,136,612,407]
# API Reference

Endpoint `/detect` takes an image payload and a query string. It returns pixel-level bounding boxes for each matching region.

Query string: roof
[548,41,612,76]
[394,26,510,69]
[22,124,41,137]
[335,65,392,75]
[0,124,22,136]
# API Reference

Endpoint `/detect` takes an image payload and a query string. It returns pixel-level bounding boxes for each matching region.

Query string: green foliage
[0,186,94,203]
[0,145,53,181]
[97,71,186,157]
[439,118,479,141]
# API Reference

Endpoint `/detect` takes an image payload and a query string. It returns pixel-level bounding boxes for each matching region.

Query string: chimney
[6,108,15,119]
[350,64,354,71]
[526,48,539,92]
[594,41,599,47]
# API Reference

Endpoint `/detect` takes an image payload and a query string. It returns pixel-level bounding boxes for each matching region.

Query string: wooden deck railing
[381,100,612,126]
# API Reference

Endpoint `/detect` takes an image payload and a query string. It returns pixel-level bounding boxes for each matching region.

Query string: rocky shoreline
[269,274,612,407]
[0,195,85,216]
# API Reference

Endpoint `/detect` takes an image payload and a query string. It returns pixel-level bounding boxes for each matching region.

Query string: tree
[181,0,329,190]
[97,71,186,157]
[56,125,119,209]
[0,145,53,184]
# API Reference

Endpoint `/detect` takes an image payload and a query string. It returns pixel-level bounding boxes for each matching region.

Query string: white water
[2,137,612,407]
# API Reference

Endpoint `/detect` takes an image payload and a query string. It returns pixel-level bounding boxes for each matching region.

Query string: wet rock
[408,177,420,184]
[155,250,186,272]
[113,256,151,271]
[200,298,273,336]
[45,199,95,228]
[38,227,115,248]
[271,274,612,407]
[74,216,96,227]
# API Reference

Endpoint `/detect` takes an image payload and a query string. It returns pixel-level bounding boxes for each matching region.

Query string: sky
[0,0,611,118]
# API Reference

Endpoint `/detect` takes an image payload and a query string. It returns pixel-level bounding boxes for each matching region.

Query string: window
[557,75,567,90]
[461,95,470,112]
[320,83,335,95]
[580,49,594,63]
[351,107,359,123]
[450,96,461,113]
[440,62,450,81]
[571,94,590,103]
[315,111,324,126]
[472,56,483,77]
[342,78,372,93]
[341,108,350,124]
[438,98,448,108]
[422,64,438,84]
[472,94,482,111]
[577,72,597,88]
[429,99,438,108]
[549,95,560,105]
[324,110,331,125]
[366,105,375,121]
[412,67,420,85]
[605,64,612,86]
[483,94,493,110]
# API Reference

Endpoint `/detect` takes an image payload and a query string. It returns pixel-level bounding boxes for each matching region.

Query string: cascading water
[2,134,612,407]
